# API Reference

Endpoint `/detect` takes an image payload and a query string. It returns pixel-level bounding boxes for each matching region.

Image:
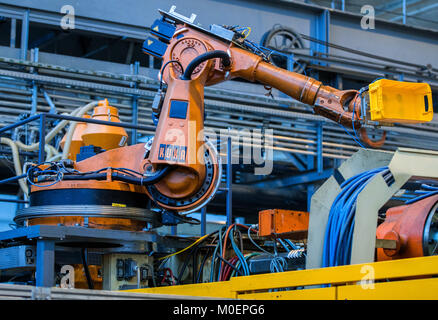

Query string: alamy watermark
[359,264,375,289]
[156,121,274,176]
[60,5,75,30]
[361,5,375,30]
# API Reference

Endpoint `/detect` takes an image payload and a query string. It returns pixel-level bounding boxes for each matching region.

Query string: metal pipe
[402,0,407,24]
[226,136,232,227]
[0,198,28,204]
[0,114,40,135]
[316,122,323,174]
[38,114,46,162]
[10,18,16,48]
[201,206,207,236]
[20,10,29,61]
[0,174,27,185]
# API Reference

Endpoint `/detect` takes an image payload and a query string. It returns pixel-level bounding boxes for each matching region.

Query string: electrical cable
[247,226,272,255]
[159,60,184,90]
[352,91,366,149]
[180,50,231,80]
[32,165,172,187]
[159,233,211,261]
[220,224,251,279]
[230,252,261,278]
[161,268,176,285]
[284,239,298,250]
[80,248,94,290]
[229,226,250,276]
[405,184,438,204]
[278,239,291,252]
[322,166,390,268]
[159,229,219,262]
[222,257,239,281]
[210,226,226,282]
[142,263,157,287]
[215,253,243,276]
[195,246,214,283]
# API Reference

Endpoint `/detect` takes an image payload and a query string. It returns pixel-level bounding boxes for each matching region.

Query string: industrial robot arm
[140,6,433,213]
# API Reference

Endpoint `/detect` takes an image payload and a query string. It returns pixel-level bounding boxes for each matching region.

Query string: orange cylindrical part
[376,195,438,261]
[28,216,146,231]
[254,61,322,105]
[147,78,207,199]
[81,99,128,151]
[252,60,360,127]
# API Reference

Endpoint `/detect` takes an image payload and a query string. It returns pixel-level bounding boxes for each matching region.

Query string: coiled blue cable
[322,166,389,268]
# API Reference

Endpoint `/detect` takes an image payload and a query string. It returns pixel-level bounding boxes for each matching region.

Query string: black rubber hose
[180,50,231,80]
[61,166,172,185]
[80,248,94,290]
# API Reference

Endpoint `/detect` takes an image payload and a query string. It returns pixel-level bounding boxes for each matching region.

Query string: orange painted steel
[81,99,128,151]
[60,114,90,161]
[258,209,309,239]
[143,23,368,207]
[73,264,103,290]
[28,144,150,231]
[376,195,438,261]
[30,19,387,225]
[31,144,149,194]
[28,216,146,231]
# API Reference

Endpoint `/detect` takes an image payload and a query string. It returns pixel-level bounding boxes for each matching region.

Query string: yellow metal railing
[127,255,438,300]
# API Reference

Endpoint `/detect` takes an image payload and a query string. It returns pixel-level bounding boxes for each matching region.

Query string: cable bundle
[209,224,254,282]
[322,166,391,267]
[405,184,438,204]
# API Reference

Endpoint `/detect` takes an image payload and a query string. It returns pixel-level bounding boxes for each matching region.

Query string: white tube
[13,108,82,152]
[0,137,28,195]
[61,101,99,159]
[0,101,98,195]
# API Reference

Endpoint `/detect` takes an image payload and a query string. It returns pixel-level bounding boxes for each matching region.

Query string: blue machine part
[161,211,180,226]
[76,145,104,162]
[169,100,188,119]
[142,37,168,58]
[150,19,176,42]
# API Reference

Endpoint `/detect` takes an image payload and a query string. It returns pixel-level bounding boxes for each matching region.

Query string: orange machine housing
[81,99,128,151]
[142,20,375,210]
[60,114,90,161]
[27,142,150,231]
[259,209,309,240]
[376,194,438,261]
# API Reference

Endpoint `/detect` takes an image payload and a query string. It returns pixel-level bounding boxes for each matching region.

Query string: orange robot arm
[141,10,374,212]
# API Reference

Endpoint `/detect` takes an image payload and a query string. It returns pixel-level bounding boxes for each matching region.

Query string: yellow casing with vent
[368,79,433,123]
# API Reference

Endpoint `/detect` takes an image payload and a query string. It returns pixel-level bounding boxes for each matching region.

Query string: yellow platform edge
[126,256,438,300]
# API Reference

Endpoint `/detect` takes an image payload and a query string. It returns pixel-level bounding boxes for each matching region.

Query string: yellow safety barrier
[127,256,438,300]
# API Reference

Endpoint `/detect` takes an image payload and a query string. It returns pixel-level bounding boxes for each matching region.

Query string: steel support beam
[375,0,421,14]
[20,9,29,60]
[287,153,307,171]
[201,207,207,236]
[131,61,140,145]
[316,122,323,174]
[310,9,330,66]
[252,168,333,189]
[38,113,46,162]
[391,2,438,21]
[226,136,232,227]
[36,240,55,287]
[10,18,16,48]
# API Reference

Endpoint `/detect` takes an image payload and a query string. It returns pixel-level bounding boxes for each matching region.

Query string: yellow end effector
[366,79,433,124]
